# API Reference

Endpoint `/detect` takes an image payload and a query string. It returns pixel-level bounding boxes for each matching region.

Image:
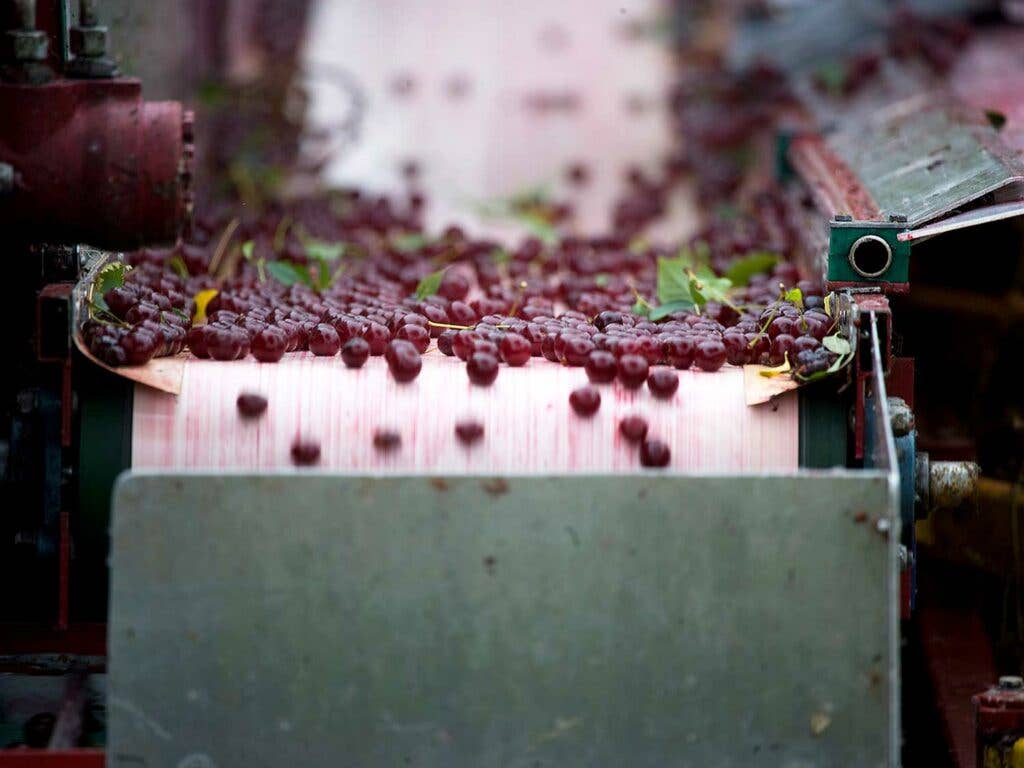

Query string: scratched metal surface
[825,95,1024,226]
[108,472,898,767]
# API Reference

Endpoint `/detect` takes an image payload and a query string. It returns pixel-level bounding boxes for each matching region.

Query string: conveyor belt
[132,356,799,473]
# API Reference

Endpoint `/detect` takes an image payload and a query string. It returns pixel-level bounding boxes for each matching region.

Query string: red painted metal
[57,509,70,632]
[0,78,192,250]
[0,624,105,656]
[787,134,881,221]
[0,750,103,767]
[887,357,915,409]
[974,679,1024,767]
[920,606,997,768]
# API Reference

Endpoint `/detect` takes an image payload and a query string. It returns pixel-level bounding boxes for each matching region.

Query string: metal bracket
[827,218,911,291]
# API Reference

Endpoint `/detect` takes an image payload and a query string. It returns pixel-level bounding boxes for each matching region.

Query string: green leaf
[241,241,255,261]
[656,256,695,305]
[391,232,430,253]
[415,268,446,300]
[822,334,851,355]
[94,261,131,298]
[304,239,345,262]
[594,273,610,288]
[266,260,312,287]
[784,287,804,310]
[490,248,510,265]
[724,252,778,286]
[691,264,732,305]
[648,299,694,321]
[520,213,559,245]
[631,298,651,318]
[628,236,649,254]
[167,254,190,280]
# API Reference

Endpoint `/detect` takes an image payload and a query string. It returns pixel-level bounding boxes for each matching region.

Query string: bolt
[887,397,915,437]
[70,25,108,58]
[898,544,910,569]
[0,163,13,195]
[889,214,908,223]
[999,676,1024,690]
[79,0,99,27]
[835,214,853,223]
[930,461,981,510]
[13,0,37,30]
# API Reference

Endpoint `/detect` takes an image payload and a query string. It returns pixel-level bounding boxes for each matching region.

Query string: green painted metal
[774,129,794,183]
[109,471,899,767]
[827,220,910,285]
[826,99,1024,228]
[75,356,133,619]
[799,385,849,468]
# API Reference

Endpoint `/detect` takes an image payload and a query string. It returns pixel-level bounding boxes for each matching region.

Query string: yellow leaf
[192,289,219,324]
[758,353,791,378]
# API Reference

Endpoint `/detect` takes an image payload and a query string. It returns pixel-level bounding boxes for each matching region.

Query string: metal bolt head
[0,163,13,195]
[999,676,1024,690]
[70,25,108,58]
[889,214,908,223]
[834,214,854,223]
[6,29,48,61]
[887,397,915,437]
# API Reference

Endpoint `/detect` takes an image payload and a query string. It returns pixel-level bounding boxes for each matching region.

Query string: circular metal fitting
[848,234,893,279]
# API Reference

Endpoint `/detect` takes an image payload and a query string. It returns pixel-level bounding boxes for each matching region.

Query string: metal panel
[826,97,1024,227]
[108,472,899,767]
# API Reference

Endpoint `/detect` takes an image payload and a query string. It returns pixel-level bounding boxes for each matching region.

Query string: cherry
[396,323,430,353]
[466,351,500,386]
[769,334,795,366]
[291,438,321,466]
[122,327,159,365]
[499,333,531,366]
[694,340,726,372]
[252,327,287,362]
[385,339,422,382]
[237,392,268,418]
[438,270,470,301]
[437,330,457,356]
[452,330,481,361]
[585,350,618,383]
[341,336,370,368]
[362,322,391,355]
[207,326,243,361]
[619,415,648,442]
[662,336,695,369]
[559,335,595,366]
[722,333,749,366]
[186,326,210,358]
[373,428,401,452]
[455,419,484,445]
[569,385,601,416]
[647,368,679,398]
[617,354,649,389]
[639,438,671,468]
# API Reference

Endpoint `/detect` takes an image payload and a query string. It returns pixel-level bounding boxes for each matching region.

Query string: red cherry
[569,385,601,416]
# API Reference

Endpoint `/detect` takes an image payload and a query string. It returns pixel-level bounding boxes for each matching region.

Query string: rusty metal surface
[109,471,899,767]
[825,95,1024,226]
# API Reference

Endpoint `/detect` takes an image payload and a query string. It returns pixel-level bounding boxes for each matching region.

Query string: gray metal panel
[827,96,1024,226]
[108,472,898,768]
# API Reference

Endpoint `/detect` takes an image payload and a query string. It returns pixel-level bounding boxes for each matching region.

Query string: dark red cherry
[237,393,268,418]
